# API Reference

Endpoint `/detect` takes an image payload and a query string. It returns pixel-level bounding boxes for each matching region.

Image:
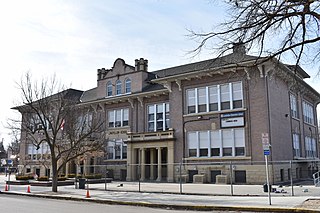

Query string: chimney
[135,58,148,71]
[233,42,246,55]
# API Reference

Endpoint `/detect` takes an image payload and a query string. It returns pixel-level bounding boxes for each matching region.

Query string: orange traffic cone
[5,184,8,191]
[27,185,31,193]
[86,189,91,198]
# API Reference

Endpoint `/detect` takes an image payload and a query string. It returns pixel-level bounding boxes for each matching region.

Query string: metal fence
[75,159,320,196]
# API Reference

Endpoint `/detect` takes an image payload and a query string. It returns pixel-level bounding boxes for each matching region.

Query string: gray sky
[0,0,319,147]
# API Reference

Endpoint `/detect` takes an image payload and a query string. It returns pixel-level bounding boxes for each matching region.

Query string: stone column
[65,162,70,176]
[126,144,132,181]
[167,144,174,182]
[150,148,155,180]
[140,148,146,181]
[156,147,162,181]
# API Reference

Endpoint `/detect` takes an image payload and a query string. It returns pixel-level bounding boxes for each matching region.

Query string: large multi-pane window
[186,82,243,114]
[107,81,112,97]
[290,94,298,118]
[293,133,300,157]
[108,109,129,128]
[187,128,245,158]
[27,143,50,161]
[148,103,170,132]
[106,140,127,160]
[116,80,122,95]
[302,101,314,124]
[305,136,317,158]
[125,78,131,94]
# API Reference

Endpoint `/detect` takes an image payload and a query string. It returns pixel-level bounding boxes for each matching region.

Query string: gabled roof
[152,53,258,79]
[12,88,83,111]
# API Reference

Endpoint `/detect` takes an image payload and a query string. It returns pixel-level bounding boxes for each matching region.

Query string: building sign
[108,130,128,135]
[220,112,245,128]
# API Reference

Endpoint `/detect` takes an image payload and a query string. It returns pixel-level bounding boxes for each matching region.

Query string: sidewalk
[1,175,320,212]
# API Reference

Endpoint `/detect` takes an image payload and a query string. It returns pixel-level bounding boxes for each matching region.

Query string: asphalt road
[0,194,242,213]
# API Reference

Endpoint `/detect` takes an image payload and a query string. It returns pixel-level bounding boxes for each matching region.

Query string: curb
[1,191,320,213]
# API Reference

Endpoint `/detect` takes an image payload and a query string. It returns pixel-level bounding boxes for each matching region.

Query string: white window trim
[187,128,245,158]
[186,82,243,114]
[147,103,170,132]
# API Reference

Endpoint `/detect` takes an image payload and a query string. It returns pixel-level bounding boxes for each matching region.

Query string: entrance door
[35,168,40,177]
[234,170,246,183]
[210,170,221,183]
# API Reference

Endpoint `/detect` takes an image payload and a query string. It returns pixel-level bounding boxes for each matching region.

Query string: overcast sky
[0,0,319,147]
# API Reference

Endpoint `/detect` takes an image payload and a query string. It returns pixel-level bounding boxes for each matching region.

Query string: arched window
[125,78,131,93]
[116,80,122,95]
[107,81,112,97]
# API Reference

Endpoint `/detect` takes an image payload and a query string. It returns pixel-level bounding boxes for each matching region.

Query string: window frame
[108,109,129,128]
[116,80,122,95]
[147,103,170,132]
[187,128,245,158]
[186,81,243,114]
[107,81,112,97]
[302,101,314,125]
[106,140,127,160]
[125,78,131,94]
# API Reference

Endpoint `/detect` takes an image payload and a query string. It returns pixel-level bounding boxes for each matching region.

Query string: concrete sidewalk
[1,175,320,212]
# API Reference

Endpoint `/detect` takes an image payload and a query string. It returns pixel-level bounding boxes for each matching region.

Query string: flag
[60,119,65,130]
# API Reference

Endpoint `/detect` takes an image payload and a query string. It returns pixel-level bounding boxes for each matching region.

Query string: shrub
[84,174,102,179]
[16,175,29,180]
[37,176,49,181]
[67,173,76,178]
[58,177,67,181]
[16,173,35,180]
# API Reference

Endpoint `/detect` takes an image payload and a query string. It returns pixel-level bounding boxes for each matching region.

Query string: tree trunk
[51,159,58,192]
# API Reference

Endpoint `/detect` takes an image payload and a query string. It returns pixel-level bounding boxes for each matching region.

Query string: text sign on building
[220,112,245,128]
[261,133,270,155]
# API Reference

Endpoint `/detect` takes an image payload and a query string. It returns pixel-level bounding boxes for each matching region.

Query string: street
[0,194,241,213]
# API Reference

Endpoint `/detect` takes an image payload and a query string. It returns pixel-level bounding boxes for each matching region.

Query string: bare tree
[12,73,105,192]
[189,0,320,71]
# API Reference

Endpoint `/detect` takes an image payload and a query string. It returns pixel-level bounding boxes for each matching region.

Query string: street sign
[262,133,270,155]
[7,159,13,165]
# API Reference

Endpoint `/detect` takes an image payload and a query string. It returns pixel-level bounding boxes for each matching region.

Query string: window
[76,113,93,134]
[187,89,196,114]
[27,143,50,161]
[209,86,218,111]
[232,82,243,109]
[108,109,129,128]
[106,140,127,160]
[305,136,317,158]
[235,128,245,156]
[188,132,198,157]
[107,81,112,97]
[220,84,231,110]
[125,78,131,93]
[116,80,122,95]
[302,101,314,124]
[222,129,233,156]
[210,131,220,156]
[187,128,245,158]
[148,103,170,132]
[293,133,300,157]
[186,82,243,114]
[290,94,298,118]
[198,87,207,113]
[199,131,209,157]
